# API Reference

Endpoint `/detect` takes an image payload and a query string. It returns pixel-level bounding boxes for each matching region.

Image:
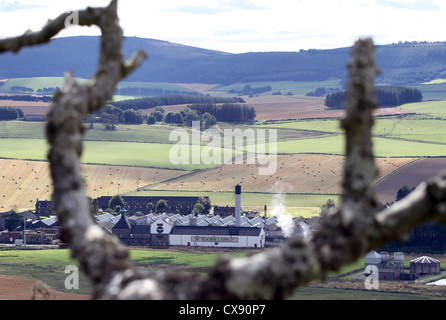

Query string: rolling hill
[1,36,446,85]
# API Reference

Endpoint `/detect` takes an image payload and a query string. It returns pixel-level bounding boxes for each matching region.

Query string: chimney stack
[235,184,241,227]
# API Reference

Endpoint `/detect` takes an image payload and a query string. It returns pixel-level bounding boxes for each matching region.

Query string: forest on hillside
[325,86,423,109]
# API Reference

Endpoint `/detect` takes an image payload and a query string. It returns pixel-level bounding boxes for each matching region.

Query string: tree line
[227,84,272,96]
[0,95,52,102]
[114,86,201,97]
[187,102,256,122]
[325,86,423,109]
[379,185,446,253]
[109,95,244,111]
[0,106,24,120]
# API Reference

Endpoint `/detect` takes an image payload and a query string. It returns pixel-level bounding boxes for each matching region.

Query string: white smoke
[270,182,295,238]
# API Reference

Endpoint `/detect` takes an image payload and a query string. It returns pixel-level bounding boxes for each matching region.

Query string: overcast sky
[0,0,445,53]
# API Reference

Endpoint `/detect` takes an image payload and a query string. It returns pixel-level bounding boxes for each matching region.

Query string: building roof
[171,226,263,236]
[410,256,440,264]
[112,214,131,230]
[365,250,382,264]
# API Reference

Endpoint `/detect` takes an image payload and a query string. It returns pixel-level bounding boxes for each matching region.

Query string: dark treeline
[380,222,446,253]
[0,95,52,103]
[188,102,256,122]
[10,86,33,93]
[379,185,446,253]
[228,85,272,96]
[325,86,423,109]
[114,87,201,97]
[109,95,245,111]
[0,106,24,120]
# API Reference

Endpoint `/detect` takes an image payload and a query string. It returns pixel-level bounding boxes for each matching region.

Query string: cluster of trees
[36,87,60,95]
[107,195,211,216]
[0,106,24,120]
[147,106,217,130]
[89,105,145,130]
[114,86,200,97]
[188,102,256,122]
[306,87,328,97]
[10,86,34,93]
[110,95,244,111]
[325,86,423,109]
[228,85,272,96]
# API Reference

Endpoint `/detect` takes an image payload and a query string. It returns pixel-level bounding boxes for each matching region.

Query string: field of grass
[261,115,446,144]
[149,154,415,194]
[0,158,188,212]
[0,77,197,96]
[0,77,88,93]
[0,138,233,171]
[1,248,444,300]
[0,248,247,295]
[211,80,342,96]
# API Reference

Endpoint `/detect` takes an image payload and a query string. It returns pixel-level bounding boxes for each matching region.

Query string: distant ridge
[0,36,446,85]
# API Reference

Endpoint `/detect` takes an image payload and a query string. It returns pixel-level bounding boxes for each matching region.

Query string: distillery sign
[191,236,238,243]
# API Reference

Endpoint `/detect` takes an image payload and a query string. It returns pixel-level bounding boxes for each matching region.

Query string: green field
[1,248,443,300]
[211,80,342,96]
[0,138,234,170]
[0,248,247,295]
[0,77,197,96]
[0,77,88,93]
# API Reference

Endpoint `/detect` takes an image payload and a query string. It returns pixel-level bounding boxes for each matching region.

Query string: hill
[1,37,446,85]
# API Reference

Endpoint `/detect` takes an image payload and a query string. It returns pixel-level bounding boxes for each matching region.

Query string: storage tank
[365,251,382,266]
[394,252,404,267]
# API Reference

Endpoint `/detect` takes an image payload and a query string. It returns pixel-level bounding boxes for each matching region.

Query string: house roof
[171,226,262,236]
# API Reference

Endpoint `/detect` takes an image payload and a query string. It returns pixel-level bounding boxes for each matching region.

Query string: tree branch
[1,1,445,300]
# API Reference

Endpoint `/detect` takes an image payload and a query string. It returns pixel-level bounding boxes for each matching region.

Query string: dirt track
[0,275,90,300]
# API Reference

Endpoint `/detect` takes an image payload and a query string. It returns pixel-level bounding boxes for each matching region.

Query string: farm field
[374,157,446,204]
[149,154,416,194]
[0,138,232,171]
[274,135,446,157]
[0,77,197,95]
[0,159,187,212]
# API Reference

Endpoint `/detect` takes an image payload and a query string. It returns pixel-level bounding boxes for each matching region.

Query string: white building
[150,218,173,246]
[169,226,265,248]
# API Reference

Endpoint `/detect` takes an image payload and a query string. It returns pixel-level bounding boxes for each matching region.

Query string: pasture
[0,77,197,95]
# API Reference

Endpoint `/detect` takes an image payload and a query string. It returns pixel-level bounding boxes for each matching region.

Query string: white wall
[170,229,265,248]
[150,218,173,235]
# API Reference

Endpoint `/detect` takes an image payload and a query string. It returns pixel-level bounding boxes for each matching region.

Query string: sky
[0,0,445,53]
